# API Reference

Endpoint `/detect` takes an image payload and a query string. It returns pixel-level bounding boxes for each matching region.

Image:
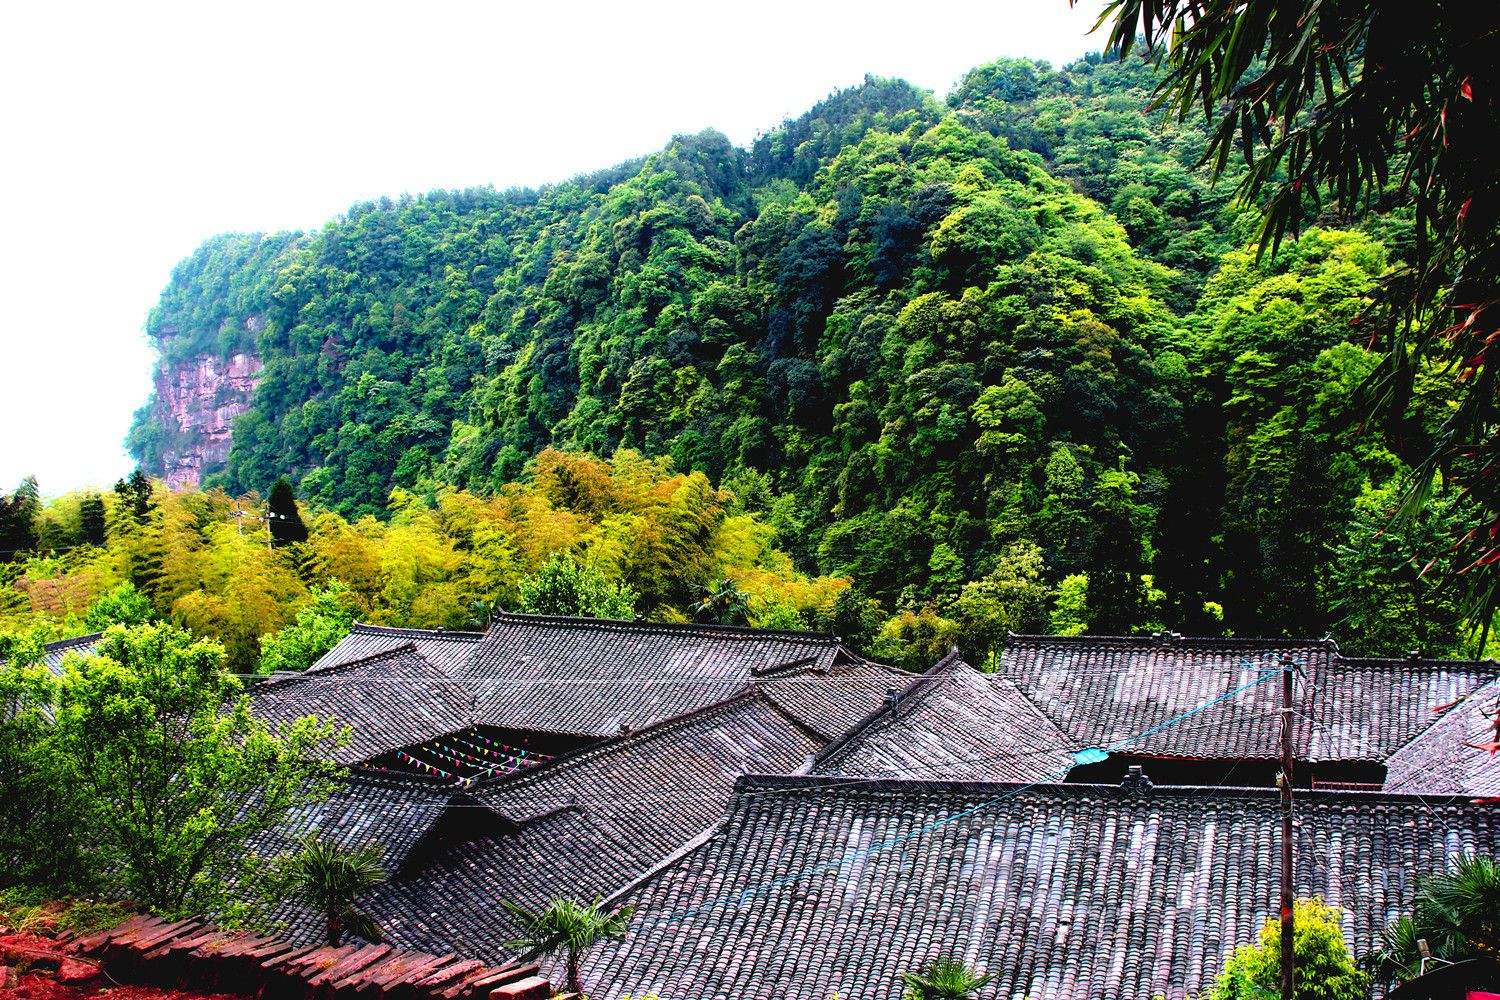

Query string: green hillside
[123,52,1481,656]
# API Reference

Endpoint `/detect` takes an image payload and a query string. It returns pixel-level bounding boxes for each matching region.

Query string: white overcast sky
[0,0,1107,496]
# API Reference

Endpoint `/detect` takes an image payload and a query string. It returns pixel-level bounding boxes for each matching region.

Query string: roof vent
[885,686,902,718]
[1121,765,1153,796]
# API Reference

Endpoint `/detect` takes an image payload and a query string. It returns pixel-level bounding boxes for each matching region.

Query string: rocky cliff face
[147,320,263,490]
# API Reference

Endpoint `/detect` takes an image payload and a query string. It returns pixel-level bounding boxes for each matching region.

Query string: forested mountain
[116,51,1488,659]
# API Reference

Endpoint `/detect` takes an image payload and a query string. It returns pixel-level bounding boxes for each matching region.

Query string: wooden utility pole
[1279,655,1295,1000]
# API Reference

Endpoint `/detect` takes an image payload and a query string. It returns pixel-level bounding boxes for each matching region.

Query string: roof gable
[1386,677,1500,796]
[816,651,1075,781]
[351,692,822,962]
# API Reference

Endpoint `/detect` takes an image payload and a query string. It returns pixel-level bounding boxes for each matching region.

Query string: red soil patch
[0,977,248,1000]
[0,933,247,1000]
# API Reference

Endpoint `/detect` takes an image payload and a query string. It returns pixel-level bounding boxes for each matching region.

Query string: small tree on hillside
[1209,898,1369,1000]
[51,622,346,914]
[84,581,155,631]
[79,493,107,546]
[113,470,154,523]
[284,834,385,946]
[267,479,310,546]
[517,553,636,620]
[900,958,996,1000]
[502,897,632,996]
[257,580,358,675]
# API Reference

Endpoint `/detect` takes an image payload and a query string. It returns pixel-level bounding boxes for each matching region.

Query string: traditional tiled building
[44,618,1500,998]
[583,778,1500,1000]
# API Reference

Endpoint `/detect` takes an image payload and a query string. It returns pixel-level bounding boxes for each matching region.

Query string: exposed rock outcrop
[147,320,263,490]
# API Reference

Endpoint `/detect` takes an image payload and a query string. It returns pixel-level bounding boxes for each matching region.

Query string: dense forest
[12,51,1489,665]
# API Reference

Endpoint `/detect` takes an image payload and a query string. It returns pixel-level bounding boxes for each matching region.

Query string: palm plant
[502,897,633,995]
[900,958,997,1000]
[283,835,386,946]
[1368,855,1500,984]
[692,579,751,626]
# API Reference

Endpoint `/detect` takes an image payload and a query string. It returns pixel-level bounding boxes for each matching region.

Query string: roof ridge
[469,686,766,796]
[488,611,841,644]
[1003,632,1335,651]
[351,622,485,641]
[1333,654,1499,671]
[43,632,103,651]
[730,772,1498,809]
[254,641,429,688]
[599,818,726,912]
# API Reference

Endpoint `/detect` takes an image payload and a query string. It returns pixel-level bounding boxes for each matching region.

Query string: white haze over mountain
[0,0,1106,494]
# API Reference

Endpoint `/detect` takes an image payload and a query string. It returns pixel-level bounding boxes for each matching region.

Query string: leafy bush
[1209,898,1369,1000]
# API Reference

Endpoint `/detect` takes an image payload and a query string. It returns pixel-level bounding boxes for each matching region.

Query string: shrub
[1209,898,1369,1000]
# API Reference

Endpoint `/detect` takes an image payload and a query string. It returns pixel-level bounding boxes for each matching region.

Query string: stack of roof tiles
[67,912,550,1000]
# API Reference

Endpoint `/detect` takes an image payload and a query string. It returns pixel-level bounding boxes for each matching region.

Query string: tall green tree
[52,622,345,914]
[267,478,309,546]
[1086,468,1153,633]
[79,493,107,546]
[0,477,41,562]
[1089,0,1500,631]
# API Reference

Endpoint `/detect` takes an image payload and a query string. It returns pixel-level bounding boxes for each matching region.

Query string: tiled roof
[997,634,1495,763]
[758,659,907,742]
[999,634,1329,759]
[456,613,850,737]
[353,692,823,962]
[816,651,1075,781]
[246,769,510,943]
[1385,678,1500,797]
[255,769,492,874]
[250,645,475,765]
[1307,656,1497,762]
[311,622,485,674]
[40,632,101,675]
[582,777,1500,1000]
